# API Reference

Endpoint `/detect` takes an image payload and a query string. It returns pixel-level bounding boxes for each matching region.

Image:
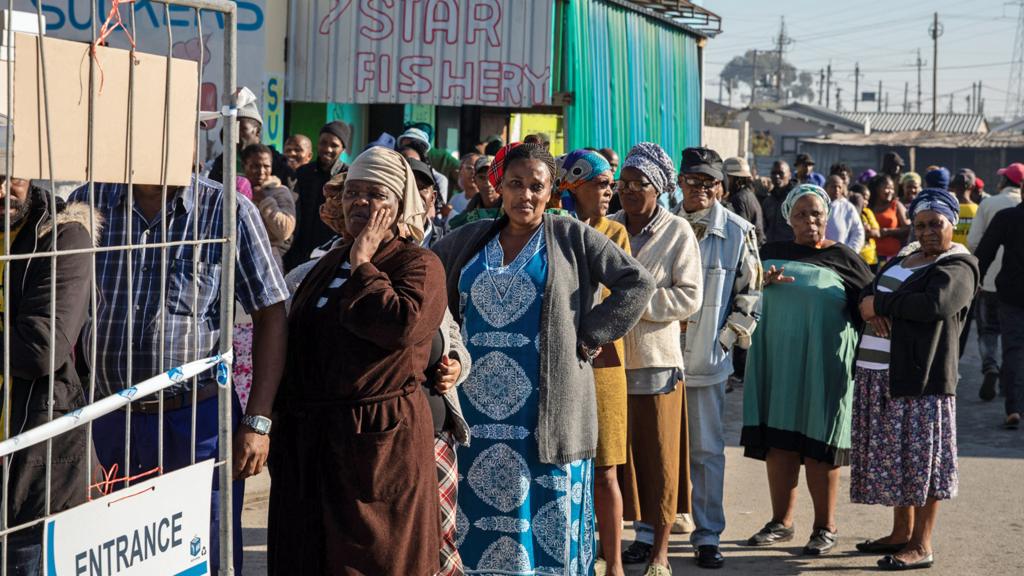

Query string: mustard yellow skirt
[593,339,628,467]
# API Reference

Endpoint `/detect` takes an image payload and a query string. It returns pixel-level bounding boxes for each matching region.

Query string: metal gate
[1,0,240,573]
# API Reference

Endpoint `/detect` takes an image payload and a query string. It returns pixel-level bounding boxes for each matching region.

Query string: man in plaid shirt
[71,175,288,574]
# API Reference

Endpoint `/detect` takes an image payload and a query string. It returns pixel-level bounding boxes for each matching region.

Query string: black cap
[795,152,815,167]
[951,168,976,190]
[320,121,351,150]
[680,147,724,181]
[406,158,436,188]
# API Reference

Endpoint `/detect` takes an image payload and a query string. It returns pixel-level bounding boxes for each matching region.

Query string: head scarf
[346,147,426,243]
[900,172,922,187]
[857,169,877,184]
[924,167,950,190]
[488,142,523,188]
[622,142,676,195]
[556,149,612,193]
[909,187,960,225]
[782,184,832,224]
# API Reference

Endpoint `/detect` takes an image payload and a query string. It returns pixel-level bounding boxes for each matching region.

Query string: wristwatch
[241,414,273,435]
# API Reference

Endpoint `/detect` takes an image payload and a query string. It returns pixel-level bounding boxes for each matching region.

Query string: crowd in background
[2,84,1023,576]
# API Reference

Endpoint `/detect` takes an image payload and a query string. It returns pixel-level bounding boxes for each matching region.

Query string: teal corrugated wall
[565,0,701,164]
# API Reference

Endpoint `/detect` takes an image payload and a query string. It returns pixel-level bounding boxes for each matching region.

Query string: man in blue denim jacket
[675,148,763,569]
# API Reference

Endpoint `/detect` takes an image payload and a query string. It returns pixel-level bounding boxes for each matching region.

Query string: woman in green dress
[741,184,874,556]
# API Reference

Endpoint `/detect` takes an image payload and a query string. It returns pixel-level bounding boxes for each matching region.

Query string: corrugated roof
[779,103,988,134]
[620,0,723,37]
[799,130,1024,149]
[837,112,988,134]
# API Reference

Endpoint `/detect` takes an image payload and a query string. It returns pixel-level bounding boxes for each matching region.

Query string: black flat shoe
[622,540,652,565]
[694,545,724,569]
[746,521,795,546]
[856,538,910,554]
[802,527,837,556]
[878,553,934,570]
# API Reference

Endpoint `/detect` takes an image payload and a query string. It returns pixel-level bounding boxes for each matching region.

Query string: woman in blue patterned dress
[432,143,654,575]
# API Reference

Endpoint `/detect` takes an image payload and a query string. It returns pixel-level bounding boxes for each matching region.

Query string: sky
[699,0,1019,121]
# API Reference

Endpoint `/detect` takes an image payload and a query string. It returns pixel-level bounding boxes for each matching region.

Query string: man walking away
[975,200,1024,429]
[968,163,1023,401]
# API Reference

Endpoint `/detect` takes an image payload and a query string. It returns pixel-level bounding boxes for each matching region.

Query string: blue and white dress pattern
[456,227,595,576]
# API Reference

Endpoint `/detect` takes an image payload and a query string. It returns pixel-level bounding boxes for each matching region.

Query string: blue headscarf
[556,149,612,193]
[908,187,960,225]
[782,184,831,224]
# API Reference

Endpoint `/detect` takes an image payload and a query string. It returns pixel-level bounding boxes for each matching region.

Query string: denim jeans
[976,290,1002,376]
[999,303,1024,416]
[685,382,727,547]
[92,394,244,575]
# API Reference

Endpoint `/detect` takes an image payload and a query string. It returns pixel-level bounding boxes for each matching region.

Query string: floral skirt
[233,322,254,412]
[850,367,958,508]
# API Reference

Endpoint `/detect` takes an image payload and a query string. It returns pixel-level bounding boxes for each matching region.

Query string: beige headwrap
[346,147,426,243]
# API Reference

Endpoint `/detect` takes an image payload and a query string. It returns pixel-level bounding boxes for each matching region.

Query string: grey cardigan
[432,214,655,464]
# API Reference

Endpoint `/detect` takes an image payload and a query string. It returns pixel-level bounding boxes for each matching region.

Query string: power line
[1007,0,1024,118]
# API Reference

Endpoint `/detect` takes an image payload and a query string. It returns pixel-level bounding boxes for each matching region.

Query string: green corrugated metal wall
[564,0,702,165]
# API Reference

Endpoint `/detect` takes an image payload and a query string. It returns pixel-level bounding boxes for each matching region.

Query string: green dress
[741,242,874,466]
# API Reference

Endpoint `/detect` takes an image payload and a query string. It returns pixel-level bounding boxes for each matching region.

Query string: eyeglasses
[617,180,654,193]
[682,177,717,190]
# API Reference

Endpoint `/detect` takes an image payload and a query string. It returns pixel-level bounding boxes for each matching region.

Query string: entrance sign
[44,460,215,576]
[288,0,554,107]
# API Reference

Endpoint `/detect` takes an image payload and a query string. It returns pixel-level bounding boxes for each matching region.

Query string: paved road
[240,327,1024,575]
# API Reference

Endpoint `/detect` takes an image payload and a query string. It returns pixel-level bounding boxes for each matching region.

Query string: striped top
[856,262,929,371]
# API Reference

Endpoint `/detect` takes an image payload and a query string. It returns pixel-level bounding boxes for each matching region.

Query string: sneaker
[802,527,837,556]
[671,513,696,534]
[622,540,652,565]
[1006,413,1021,430]
[747,521,795,546]
[980,372,999,401]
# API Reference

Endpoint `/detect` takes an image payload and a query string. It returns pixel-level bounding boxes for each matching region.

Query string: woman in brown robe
[268,146,447,575]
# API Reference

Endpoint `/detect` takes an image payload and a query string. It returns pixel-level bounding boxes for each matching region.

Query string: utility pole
[719,79,724,104]
[826,62,833,109]
[751,49,758,106]
[885,92,890,112]
[818,68,824,105]
[1005,0,1024,118]
[904,81,909,112]
[775,17,793,104]
[878,80,883,113]
[836,86,843,112]
[916,48,924,113]
[977,82,982,115]
[930,12,942,131]
[854,62,861,112]
[948,94,954,114]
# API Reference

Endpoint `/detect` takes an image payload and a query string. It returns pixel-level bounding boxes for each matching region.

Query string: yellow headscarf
[346,147,426,243]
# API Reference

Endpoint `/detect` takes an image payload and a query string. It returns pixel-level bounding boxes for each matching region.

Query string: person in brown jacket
[242,143,296,271]
[267,146,446,575]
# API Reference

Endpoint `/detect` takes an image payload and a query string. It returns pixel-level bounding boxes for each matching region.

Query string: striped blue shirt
[70,176,289,397]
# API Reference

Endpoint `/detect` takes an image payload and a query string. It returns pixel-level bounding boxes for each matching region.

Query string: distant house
[798,131,1024,188]
[727,102,988,175]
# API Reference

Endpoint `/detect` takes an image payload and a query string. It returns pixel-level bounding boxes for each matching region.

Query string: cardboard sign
[44,460,214,576]
[13,32,199,185]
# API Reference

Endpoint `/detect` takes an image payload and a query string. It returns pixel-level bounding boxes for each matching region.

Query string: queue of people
[7,95,1023,575]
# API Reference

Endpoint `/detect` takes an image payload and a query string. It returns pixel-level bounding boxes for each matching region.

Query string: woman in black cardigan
[849,187,979,571]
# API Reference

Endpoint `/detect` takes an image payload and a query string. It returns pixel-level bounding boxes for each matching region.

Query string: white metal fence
[1,0,239,573]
